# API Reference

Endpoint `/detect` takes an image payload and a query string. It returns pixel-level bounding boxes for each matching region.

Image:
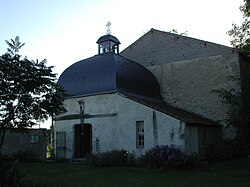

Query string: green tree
[227,0,250,55]
[169,29,188,36]
[211,76,246,137]
[227,0,250,140]
[5,36,25,56]
[0,36,66,155]
[213,0,250,142]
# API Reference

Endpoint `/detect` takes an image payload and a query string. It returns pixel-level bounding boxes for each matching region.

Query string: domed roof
[97,34,120,44]
[58,53,161,99]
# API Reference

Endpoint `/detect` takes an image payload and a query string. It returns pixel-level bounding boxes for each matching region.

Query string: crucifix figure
[78,100,85,128]
[106,21,111,35]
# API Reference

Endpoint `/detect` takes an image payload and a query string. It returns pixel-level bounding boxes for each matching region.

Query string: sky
[0,0,244,128]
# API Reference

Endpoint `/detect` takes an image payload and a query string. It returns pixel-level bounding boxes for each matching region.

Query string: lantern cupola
[96,22,121,54]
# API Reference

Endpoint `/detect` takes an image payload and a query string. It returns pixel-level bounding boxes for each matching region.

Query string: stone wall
[121,29,241,133]
[2,129,46,161]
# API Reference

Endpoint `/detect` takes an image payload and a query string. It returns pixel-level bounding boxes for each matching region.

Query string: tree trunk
[0,138,4,187]
[0,129,7,154]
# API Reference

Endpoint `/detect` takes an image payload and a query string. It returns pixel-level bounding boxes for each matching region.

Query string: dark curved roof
[97,34,121,44]
[58,53,161,99]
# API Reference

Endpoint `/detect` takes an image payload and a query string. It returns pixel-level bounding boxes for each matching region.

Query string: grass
[20,158,250,187]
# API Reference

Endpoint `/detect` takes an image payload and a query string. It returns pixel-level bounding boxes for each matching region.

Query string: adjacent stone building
[2,129,47,161]
[121,28,246,136]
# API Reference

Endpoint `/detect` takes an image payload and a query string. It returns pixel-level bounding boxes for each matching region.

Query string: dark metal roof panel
[58,53,161,99]
[115,55,161,99]
[97,34,121,44]
[58,54,117,97]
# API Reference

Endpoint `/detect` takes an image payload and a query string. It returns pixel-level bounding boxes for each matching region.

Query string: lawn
[20,158,250,187]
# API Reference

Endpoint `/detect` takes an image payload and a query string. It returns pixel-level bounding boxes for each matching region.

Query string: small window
[136,121,144,148]
[31,135,40,144]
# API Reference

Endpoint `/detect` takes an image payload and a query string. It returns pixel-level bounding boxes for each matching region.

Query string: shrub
[0,158,46,187]
[0,159,24,187]
[46,144,55,160]
[206,139,250,161]
[87,146,197,169]
[12,151,38,162]
[87,150,135,167]
[136,145,197,169]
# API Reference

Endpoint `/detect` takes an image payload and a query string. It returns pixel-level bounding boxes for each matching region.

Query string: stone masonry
[121,29,241,136]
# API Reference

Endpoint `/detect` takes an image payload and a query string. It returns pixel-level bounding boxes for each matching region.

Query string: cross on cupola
[96,22,121,54]
[106,21,111,35]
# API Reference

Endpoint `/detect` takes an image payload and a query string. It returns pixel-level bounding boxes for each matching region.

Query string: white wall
[54,93,185,159]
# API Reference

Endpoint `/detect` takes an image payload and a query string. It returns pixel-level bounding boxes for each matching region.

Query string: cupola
[96,22,120,54]
[58,22,161,99]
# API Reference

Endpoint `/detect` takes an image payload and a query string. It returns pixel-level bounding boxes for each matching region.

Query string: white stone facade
[54,93,186,159]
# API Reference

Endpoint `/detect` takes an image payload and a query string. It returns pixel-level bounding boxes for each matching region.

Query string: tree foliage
[5,36,25,56]
[213,0,250,141]
[227,0,250,55]
[0,36,66,151]
[211,76,245,135]
[169,29,188,36]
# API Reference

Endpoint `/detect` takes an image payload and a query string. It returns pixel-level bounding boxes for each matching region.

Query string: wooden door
[185,126,199,155]
[74,124,92,158]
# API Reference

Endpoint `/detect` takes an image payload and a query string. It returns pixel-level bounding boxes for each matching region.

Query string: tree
[5,36,25,56]
[212,0,250,141]
[0,36,66,155]
[227,0,250,139]
[211,76,245,137]
[227,0,250,55]
[169,29,188,36]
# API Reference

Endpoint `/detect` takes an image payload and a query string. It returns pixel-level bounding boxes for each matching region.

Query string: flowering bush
[87,146,197,169]
[136,145,197,169]
[87,150,135,167]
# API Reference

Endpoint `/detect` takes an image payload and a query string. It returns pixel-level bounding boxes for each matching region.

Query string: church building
[54,27,228,160]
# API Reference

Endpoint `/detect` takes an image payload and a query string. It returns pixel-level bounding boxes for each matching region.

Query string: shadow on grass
[20,158,250,187]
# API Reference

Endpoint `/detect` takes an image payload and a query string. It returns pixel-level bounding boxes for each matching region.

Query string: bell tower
[96,22,121,54]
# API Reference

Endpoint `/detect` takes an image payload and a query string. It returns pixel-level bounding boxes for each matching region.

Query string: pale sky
[0,0,244,128]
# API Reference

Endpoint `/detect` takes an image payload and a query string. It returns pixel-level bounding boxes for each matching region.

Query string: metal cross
[106,21,111,35]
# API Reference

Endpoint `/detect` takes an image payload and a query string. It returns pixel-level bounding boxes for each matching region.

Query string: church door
[74,124,92,158]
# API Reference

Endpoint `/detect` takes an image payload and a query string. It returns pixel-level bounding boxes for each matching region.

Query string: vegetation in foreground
[20,158,250,187]
[0,34,66,187]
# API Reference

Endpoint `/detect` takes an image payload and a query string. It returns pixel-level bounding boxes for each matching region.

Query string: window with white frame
[136,121,144,148]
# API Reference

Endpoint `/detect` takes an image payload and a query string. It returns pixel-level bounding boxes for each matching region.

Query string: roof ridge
[149,28,234,50]
[121,28,235,54]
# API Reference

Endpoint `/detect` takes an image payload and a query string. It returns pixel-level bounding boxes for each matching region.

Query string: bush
[87,146,197,169]
[0,158,46,187]
[206,139,250,161]
[12,151,38,162]
[46,144,55,160]
[136,145,197,169]
[87,150,135,167]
